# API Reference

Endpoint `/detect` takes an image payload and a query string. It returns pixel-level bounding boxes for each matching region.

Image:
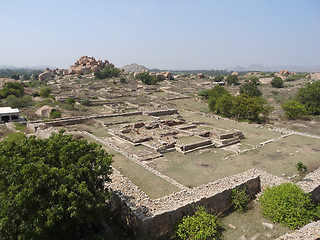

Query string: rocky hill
[121,63,148,73]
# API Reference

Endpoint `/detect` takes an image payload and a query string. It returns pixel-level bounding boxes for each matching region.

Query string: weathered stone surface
[35,105,54,118]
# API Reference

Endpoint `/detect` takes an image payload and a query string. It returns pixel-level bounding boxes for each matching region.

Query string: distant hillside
[228,64,320,72]
[121,63,148,73]
[0,65,56,70]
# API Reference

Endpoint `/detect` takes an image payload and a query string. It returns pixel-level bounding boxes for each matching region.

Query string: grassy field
[182,113,283,145]
[80,134,180,199]
[150,134,320,188]
[221,204,292,240]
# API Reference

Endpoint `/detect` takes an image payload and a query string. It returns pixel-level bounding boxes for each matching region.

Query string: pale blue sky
[1,0,319,69]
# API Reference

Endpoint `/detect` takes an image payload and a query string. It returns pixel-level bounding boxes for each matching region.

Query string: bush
[136,72,158,85]
[296,162,308,177]
[66,97,75,105]
[231,187,250,212]
[271,77,284,88]
[40,87,52,98]
[239,82,262,97]
[226,75,239,85]
[213,75,224,82]
[259,183,319,229]
[295,81,320,115]
[50,109,61,119]
[120,77,127,83]
[175,207,223,240]
[94,66,120,79]
[0,82,24,98]
[81,99,90,106]
[282,100,307,119]
[5,95,34,108]
[197,89,210,99]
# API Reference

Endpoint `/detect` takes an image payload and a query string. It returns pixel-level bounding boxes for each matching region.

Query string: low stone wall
[145,109,178,116]
[28,111,142,127]
[276,220,320,239]
[179,139,212,151]
[108,169,261,239]
[298,167,320,203]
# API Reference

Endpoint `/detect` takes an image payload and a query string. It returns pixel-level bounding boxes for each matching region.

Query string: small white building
[0,107,20,123]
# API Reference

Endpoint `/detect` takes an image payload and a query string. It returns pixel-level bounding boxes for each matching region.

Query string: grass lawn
[151,134,320,188]
[80,134,180,199]
[221,204,292,240]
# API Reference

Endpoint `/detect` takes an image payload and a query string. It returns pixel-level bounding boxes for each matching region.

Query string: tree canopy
[0,132,113,240]
[295,81,320,115]
[136,72,158,85]
[271,77,284,88]
[0,81,24,98]
[239,81,262,97]
[94,66,120,79]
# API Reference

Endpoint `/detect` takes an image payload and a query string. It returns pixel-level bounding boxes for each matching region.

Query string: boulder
[38,71,52,81]
[35,105,54,118]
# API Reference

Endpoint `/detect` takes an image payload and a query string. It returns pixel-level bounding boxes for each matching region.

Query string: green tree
[197,89,210,99]
[247,76,260,85]
[175,207,223,240]
[66,97,76,105]
[233,94,272,121]
[226,75,239,85]
[0,82,25,98]
[136,72,158,85]
[40,87,52,98]
[259,183,319,229]
[0,132,113,240]
[50,109,61,118]
[295,162,308,177]
[214,93,235,117]
[282,100,307,119]
[10,74,20,80]
[213,75,224,82]
[271,77,284,88]
[295,81,320,115]
[94,66,120,79]
[5,95,33,108]
[239,82,262,97]
[207,85,229,111]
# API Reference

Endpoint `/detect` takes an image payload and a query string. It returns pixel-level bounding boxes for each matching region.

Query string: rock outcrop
[35,105,54,118]
[38,68,53,81]
[121,63,148,73]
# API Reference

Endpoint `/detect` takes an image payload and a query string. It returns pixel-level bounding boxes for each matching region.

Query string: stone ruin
[108,167,320,239]
[109,116,245,155]
[38,56,116,81]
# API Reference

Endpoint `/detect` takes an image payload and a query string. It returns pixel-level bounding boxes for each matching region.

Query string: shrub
[5,95,34,108]
[120,77,127,83]
[197,89,210,99]
[94,66,120,79]
[296,162,308,177]
[259,183,319,229]
[175,207,223,240]
[282,100,307,119]
[0,82,24,98]
[40,87,52,98]
[213,75,224,82]
[81,99,90,106]
[239,82,262,97]
[66,97,75,105]
[231,187,250,212]
[226,75,239,85]
[271,77,284,88]
[136,72,158,85]
[295,81,320,115]
[50,109,61,119]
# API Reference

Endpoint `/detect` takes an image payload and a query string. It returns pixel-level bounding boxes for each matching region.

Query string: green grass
[182,113,282,145]
[178,135,204,144]
[152,134,320,188]
[169,98,209,113]
[221,204,292,240]
[80,134,180,199]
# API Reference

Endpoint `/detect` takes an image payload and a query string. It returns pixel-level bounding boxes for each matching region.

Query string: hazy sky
[1,0,319,69]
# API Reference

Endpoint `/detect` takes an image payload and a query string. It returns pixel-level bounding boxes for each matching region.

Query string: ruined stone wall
[108,169,261,239]
[298,167,320,203]
[145,109,178,116]
[181,139,212,151]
